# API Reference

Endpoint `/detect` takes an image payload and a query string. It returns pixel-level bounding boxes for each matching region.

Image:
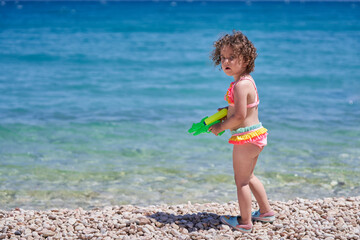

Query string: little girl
[208,31,275,233]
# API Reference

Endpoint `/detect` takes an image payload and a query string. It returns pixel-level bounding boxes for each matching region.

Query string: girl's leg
[232,144,262,225]
[249,173,272,213]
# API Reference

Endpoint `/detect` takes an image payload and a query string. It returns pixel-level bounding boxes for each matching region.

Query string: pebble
[274,224,283,229]
[0,196,358,239]
[68,218,76,225]
[170,229,180,236]
[195,222,204,229]
[141,226,151,234]
[67,225,74,232]
[75,224,85,231]
[139,217,151,225]
[220,224,230,231]
[40,229,55,237]
[186,222,194,228]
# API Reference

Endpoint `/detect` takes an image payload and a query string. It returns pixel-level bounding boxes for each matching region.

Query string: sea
[0,1,359,210]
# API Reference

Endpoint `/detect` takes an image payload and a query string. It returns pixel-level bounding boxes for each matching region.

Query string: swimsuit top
[224,75,260,108]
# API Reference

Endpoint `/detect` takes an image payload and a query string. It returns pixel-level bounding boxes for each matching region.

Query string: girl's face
[220,45,247,80]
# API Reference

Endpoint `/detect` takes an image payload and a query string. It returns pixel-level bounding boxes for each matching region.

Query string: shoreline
[0,196,359,239]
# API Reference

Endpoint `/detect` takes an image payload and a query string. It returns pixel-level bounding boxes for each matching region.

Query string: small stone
[330,181,337,186]
[40,229,55,237]
[195,222,203,229]
[155,222,163,228]
[138,218,151,225]
[274,224,283,229]
[43,223,51,229]
[141,227,151,234]
[324,233,335,238]
[170,229,180,236]
[29,225,37,231]
[118,223,126,228]
[69,218,76,225]
[15,216,24,222]
[171,223,179,229]
[210,219,220,226]
[125,219,138,225]
[84,228,97,234]
[67,225,74,232]
[14,230,22,235]
[186,222,194,228]
[220,224,230,231]
[75,224,85,231]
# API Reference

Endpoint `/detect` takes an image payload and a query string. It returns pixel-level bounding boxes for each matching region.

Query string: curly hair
[211,30,257,74]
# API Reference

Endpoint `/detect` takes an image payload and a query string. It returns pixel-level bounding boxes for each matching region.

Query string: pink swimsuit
[224,75,267,148]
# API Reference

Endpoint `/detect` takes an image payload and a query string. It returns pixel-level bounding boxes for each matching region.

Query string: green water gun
[188,108,228,136]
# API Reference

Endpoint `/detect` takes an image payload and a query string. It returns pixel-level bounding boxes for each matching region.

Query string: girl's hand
[217,106,228,111]
[209,122,224,136]
[217,106,228,121]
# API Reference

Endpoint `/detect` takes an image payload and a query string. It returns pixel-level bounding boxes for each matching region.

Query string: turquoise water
[0,1,359,210]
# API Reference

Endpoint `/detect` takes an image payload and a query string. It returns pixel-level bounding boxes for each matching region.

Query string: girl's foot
[220,215,252,233]
[251,209,275,223]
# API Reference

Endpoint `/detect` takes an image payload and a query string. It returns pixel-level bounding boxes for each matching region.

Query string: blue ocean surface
[0,1,359,210]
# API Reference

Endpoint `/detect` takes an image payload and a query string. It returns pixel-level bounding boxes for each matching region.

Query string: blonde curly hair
[211,30,257,74]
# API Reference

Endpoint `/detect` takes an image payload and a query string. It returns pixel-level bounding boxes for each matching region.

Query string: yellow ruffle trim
[229,127,268,141]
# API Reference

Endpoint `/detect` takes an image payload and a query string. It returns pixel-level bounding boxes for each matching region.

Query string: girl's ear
[239,55,248,65]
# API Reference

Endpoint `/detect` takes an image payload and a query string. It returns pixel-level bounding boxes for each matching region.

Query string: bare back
[227,78,260,130]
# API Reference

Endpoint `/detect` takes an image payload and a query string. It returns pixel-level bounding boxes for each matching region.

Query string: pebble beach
[1,196,359,239]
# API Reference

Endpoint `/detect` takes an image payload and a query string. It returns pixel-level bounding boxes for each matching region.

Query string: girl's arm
[209,81,249,135]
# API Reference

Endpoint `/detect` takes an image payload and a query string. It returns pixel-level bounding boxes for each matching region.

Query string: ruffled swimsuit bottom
[229,122,268,148]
